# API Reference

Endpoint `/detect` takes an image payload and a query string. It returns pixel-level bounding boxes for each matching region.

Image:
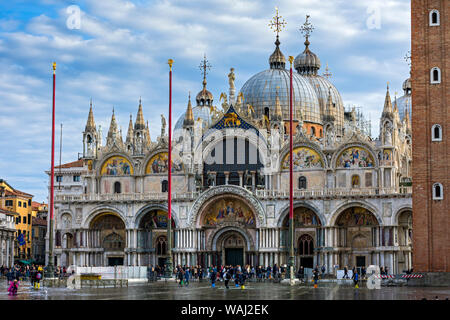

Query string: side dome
[306,76,345,129]
[294,39,321,75]
[240,68,321,124]
[174,105,213,131]
[395,77,412,121]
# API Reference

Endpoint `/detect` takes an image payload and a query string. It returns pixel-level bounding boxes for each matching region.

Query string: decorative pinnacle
[300,14,314,47]
[288,56,294,66]
[199,54,212,88]
[269,7,287,37]
[168,59,174,70]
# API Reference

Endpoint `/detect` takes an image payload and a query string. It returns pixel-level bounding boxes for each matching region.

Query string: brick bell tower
[411,0,449,273]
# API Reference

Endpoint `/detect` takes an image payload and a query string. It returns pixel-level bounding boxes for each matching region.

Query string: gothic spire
[135,97,145,130]
[126,114,134,144]
[106,107,122,146]
[145,120,151,147]
[383,83,393,114]
[183,92,194,127]
[85,99,96,131]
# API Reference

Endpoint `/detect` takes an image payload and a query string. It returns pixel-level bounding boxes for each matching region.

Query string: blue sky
[0,0,411,202]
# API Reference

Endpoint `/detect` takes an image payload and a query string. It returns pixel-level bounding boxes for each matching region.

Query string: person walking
[313,268,319,288]
[8,279,19,296]
[184,267,190,286]
[353,270,359,288]
[343,266,349,279]
[210,267,216,288]
[177,266,184,287]
[224,269,231,289]
[35,270,42,289]
[321,265,326,275]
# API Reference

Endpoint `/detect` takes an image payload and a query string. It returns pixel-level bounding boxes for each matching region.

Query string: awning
[19,260,32,265]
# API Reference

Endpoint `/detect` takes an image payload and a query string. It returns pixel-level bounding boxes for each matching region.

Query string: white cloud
[0,0,411,201]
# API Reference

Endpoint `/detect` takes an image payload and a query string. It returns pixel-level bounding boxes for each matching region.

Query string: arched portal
[397,210,413,272]
[196,195,257,267]
[137,209,175,267]
[281,207,321,268]
[89,213,126,266]
[334,207,379,269]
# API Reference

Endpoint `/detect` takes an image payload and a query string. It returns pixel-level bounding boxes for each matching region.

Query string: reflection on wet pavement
[1,280,449,300]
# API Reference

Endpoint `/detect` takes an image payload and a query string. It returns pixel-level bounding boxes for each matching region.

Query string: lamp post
[165,59,174,278]
[46,62,56,278]
[288,56,295,285]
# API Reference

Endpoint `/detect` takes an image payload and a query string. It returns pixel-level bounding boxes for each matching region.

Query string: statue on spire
[228,67,236,104]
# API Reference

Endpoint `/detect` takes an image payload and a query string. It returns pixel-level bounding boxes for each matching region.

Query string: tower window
[429,10,440,26]
[162,180,168,193]
[433,183,443,200]
[432,124,442,141]
[298,176,307,189]
[114,181,121,194]
[430,67,441,84]
[311,127,316,136]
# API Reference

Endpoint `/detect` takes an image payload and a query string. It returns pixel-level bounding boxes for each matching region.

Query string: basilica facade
[49,18,413,275]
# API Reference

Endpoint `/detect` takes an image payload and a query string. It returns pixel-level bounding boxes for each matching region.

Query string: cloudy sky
[0,0,411,202]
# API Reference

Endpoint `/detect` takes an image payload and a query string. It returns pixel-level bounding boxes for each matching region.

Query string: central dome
[240,69,321,123]
[240,37,321,124]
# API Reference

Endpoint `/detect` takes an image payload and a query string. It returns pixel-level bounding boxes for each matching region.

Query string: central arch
[189,185,265,228]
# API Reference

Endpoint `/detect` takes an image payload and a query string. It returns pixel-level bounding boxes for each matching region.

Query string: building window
[28,199,31,206]
[23,202,27,208]
[351,175,360,188]
[73,175,81,182]
[16,217,20,224]
[18,201,21,207]
[433,183,443,200]
[23,216,26,224]
[162,180,168,192]
[28,214,31,224]
[430,67,441,84]
[113,181,121,194]
[56,175,63,182]
[432,124,442,141]
[311,127,316,136]
[298,176,307,189]
[429,10,440,26]
[5,200,13,206]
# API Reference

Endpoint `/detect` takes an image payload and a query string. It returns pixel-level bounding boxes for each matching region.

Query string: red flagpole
[288,56,295,283]
[166,59,174,276]
[50,62,56,220]
[47,62,56,273]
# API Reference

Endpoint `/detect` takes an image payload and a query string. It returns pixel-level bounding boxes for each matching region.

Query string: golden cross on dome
[199,54,212,87]
[268,7,287,37]
[404,50,411,67]
[300,14,314,42]
[323,62,332,79]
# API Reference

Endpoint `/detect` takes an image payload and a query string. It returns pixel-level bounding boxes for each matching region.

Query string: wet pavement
[1,280,449,300]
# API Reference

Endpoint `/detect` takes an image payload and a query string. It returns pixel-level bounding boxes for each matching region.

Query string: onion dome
[196,80,214,107]
[294,39,321,75]
[402,77,411,94]
[395,77,412,121]
[269,36,286,69]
